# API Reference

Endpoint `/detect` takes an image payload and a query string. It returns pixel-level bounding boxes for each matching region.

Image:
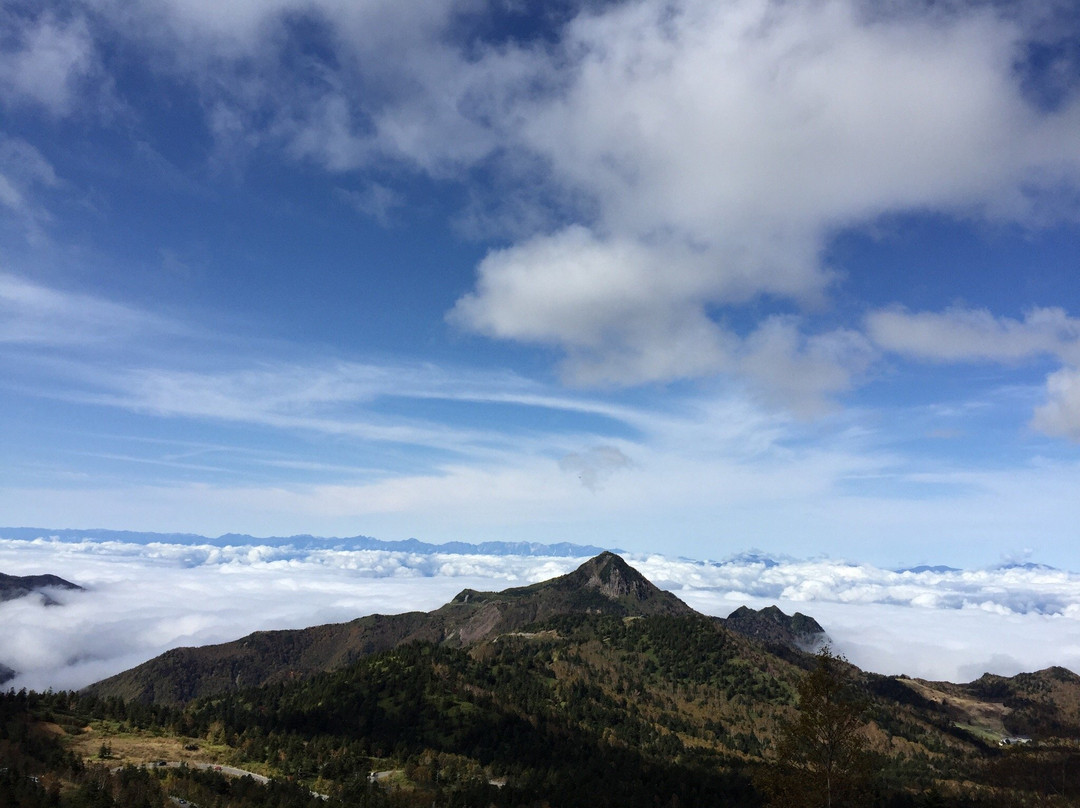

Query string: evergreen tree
[759,647,871,808]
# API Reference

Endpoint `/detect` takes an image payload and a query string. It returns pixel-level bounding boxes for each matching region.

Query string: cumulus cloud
[867,306,1080,364]
[449,227,738,385]
[3,537,1080,691]
[40,0,1079,405]
[1032,367,1080,441]
[107,0,501,172]
[450,231,875,410]
[738,318,877,415]
[447,0,1080,388]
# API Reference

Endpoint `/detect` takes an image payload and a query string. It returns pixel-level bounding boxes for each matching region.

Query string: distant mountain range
[5,529,1065,575]
[0,526,613,557]
[896,564,962,574]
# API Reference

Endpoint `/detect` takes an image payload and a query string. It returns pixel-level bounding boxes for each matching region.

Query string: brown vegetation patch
[902,678,1009,737]
[67,724,226,768]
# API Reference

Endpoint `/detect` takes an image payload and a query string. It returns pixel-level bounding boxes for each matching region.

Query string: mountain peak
[574,552,656,601]
[451,553,694,617]
[545,552,695,616]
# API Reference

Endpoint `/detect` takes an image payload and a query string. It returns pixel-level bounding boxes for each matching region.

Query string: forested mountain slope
[6,553,1080,807]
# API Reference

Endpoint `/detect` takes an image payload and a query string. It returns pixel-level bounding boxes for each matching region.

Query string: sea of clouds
[2,536,1080,692]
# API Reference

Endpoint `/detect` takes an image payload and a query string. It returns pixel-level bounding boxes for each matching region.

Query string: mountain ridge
[81,550,1080,755]
[84,552,691,704]
[0,571,83,604]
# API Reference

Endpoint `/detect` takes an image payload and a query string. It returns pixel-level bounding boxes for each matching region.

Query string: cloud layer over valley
[2,534,1079,692]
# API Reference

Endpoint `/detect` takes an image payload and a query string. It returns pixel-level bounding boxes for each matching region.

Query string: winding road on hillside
[147,761,327,800]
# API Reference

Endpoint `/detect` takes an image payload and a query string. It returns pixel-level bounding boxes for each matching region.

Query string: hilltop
[0,571,83,604]
[725,604,827,651]
[1,571,84,685]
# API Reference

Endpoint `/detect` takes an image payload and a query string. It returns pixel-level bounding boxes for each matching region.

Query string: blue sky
[2,0,1080,569]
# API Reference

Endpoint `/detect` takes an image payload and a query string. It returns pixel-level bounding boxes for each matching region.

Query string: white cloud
[1032,367,1080,441]
[0,272,177,347]
[867,306,1080,364]
[0,537,585,691]
[449,226,738,385]
[737,318,877,415]
[55,360,640,461]
[6,352,1080,569]
[0,13,99,116]
[108,0,498,172]
[867,306,1080,440]
[450,230,875,410]
[0,139,60,240]
[0,372,884,545]
[517,1,1057,229]
[624,554,1080,680]
[66,0,1080,399]
[449,0,1080,386]
[0,276,647,458]
[3,272,1079,567]
[3,538,1080,691]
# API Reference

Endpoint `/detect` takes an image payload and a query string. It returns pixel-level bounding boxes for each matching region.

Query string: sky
[4,537,1080,690]
[2,0,1080,571]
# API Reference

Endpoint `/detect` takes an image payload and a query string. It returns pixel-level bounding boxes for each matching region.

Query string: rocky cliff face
[582,552,656,600]
[725,605,828,651]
